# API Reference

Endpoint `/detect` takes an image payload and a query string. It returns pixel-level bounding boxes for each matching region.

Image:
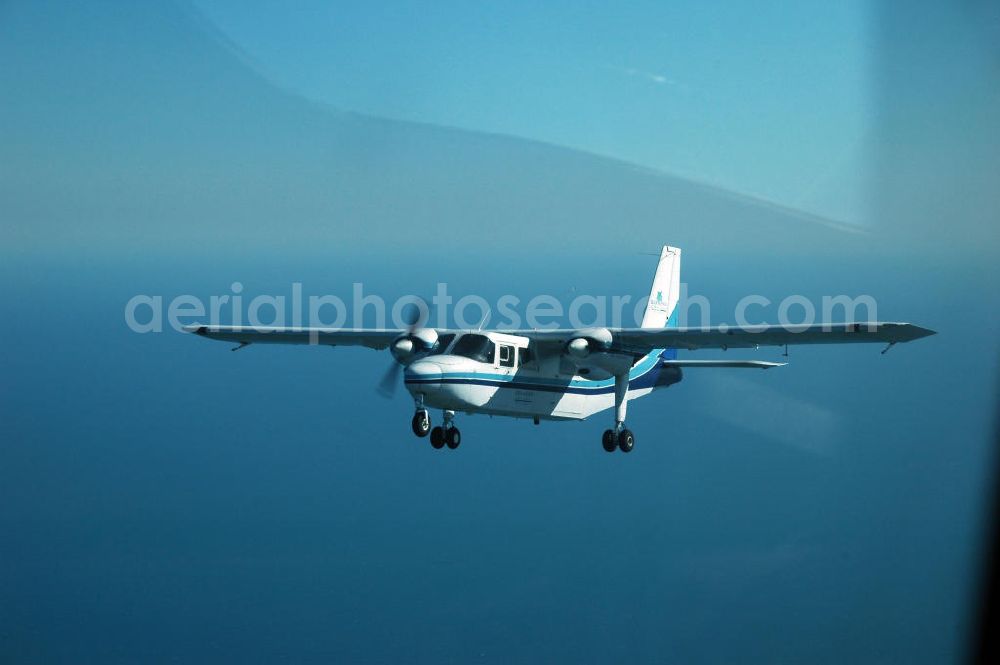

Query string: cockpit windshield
[450,333,495,363]
[426,333,455,356]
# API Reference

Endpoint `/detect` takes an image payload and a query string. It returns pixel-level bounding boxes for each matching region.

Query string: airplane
[185,245,935,453]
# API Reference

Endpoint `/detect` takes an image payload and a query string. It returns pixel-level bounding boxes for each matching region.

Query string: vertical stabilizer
[640,245,681,329]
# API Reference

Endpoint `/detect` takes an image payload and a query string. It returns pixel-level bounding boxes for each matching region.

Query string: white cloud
[690,373,842,456]
[614,65,675,86]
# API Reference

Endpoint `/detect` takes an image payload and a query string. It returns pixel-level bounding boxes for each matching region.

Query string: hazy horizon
[2,1,998,663]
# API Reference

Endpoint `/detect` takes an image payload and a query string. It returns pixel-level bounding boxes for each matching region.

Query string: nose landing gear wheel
[412,410,431,437]
[430,426,445,449]
[446,427,461,449]
[618,429,635,453]
[602,429,617,452]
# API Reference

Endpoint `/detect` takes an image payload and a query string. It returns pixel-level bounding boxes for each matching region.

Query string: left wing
[184,325,404,350]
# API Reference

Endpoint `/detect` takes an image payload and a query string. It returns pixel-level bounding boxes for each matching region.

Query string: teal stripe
[429,348,665,387]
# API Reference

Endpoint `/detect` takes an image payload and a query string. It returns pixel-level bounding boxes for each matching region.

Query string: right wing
[609,322,935,352]
[509,322,935,354]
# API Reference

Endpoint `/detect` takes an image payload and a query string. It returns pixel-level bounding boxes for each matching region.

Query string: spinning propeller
[376,299,438,398]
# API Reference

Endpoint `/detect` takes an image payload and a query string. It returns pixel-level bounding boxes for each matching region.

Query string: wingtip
[880,322,936,342]
[904,324,937,340]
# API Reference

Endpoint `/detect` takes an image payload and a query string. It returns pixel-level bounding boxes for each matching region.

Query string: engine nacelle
[390,328,439,364]
[564,327,613,360]
[562,328,631,377]
[566,337,590,359]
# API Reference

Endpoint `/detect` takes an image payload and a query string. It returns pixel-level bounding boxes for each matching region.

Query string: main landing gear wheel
[429,426,460,449]
[602,428,634,453]
[602,429,617,453]
[618,429,635,453]
[412,410,431,437]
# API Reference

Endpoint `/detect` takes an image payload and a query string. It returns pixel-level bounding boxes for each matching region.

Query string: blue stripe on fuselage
[404,347,676,395]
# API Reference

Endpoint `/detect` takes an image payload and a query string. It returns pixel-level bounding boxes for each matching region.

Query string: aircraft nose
[404,360,442,387]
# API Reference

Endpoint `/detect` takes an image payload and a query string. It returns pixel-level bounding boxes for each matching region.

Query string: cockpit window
[451,334,495,363]
[427,333,455,355]
[498,344,515,368]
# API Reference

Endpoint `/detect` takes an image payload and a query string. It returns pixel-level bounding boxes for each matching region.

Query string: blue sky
[193,0,873,225]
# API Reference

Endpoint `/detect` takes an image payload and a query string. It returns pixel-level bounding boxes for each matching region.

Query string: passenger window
[499,344,515,368]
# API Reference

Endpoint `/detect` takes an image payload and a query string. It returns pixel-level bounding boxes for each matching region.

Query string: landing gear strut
[430,410,461,450]
[602,373,635,453]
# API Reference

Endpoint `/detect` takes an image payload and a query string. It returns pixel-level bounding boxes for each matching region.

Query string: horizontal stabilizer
[662,360,786,369]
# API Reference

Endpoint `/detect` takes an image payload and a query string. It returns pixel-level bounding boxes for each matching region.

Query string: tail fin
[640,245,681,329]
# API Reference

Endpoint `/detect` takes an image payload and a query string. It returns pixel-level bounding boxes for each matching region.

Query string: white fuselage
[404,332,681,421]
